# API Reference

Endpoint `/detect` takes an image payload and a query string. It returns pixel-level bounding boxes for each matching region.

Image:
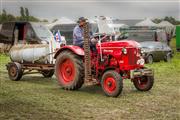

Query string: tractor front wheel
[133,76,154,91]
[101,70,123,97]
[55,51,84,90]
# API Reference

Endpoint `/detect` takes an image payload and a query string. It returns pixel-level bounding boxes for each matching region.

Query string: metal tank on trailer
[5,21,66,80]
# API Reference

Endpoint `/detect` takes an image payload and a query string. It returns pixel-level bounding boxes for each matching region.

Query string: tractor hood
[98,40,141,48]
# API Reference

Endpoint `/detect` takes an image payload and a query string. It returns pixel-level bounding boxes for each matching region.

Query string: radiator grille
[127,48,137,65]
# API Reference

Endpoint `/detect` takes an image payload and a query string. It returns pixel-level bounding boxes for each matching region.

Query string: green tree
[7,14,16,21]
[20,7,25,17]
[42,19,48,22]
[163,16,179,25]
[2,9,7,16]
[25,8,29,20]
[153,18,162,24]
[0,9,7,23]
[28,16,40,22]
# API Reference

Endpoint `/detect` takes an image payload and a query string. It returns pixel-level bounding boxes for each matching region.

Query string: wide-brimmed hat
[77,17,87,23]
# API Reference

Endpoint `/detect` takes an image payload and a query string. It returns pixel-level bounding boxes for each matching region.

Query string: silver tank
[10,44,50,64]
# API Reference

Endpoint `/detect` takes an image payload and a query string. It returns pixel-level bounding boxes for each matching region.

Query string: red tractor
[54,23,154,97]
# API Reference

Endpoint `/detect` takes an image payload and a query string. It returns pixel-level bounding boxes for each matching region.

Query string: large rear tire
[101,70,123,97]
[8,62,23,81]
[55,51,84,90]
[133,76,154,91]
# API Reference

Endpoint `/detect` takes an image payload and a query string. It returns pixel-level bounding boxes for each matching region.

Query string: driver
[73,17,97,50]
[73,17,87,48]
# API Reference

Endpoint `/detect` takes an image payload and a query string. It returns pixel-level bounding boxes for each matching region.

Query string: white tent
[108,24,129,32]
[108,23,128,28]
[47,17,76,29]
[96,16,115,34]
[157,21,175,35]
[135,18,157,27]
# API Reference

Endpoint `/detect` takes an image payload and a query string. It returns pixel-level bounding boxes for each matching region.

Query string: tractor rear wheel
[133,76,154,91]
[55,51,84,90]
[101,70,123,97]
[8,62,23,81]
[41,69,54,78]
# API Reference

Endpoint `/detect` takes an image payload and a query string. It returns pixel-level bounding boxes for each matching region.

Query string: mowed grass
[0,39,180,120]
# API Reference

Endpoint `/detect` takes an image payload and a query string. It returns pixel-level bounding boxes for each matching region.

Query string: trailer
[4,21,66,80]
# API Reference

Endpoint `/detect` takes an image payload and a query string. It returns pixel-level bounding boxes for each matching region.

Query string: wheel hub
[59,59,75,84]
[10,66,17,77]
[65,67,72,75]
[104,77,116,93]
[107,81,112,87]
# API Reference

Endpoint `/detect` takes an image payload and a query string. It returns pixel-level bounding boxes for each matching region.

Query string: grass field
[0,39,180,120]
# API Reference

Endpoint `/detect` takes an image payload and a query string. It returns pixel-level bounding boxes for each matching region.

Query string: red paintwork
[99,40,140,48]
[54,45,84,58]
[56,40,144,81]
[103,77,116,93]
[58,58,75,85]
[95,40,143,73]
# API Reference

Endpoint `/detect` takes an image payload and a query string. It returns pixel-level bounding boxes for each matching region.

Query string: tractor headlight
[122,48,127,54]
[137,58,145,65]
[140,49,144,54]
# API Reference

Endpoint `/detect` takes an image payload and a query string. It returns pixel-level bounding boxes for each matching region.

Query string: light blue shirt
[73,25,84,45]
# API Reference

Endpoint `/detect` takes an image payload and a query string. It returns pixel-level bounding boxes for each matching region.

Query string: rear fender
[54,45,84,58]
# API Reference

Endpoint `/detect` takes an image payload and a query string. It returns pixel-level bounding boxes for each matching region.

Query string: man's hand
[91,38,98,45]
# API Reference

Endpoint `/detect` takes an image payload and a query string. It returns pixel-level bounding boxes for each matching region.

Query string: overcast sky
[1,0,180,21]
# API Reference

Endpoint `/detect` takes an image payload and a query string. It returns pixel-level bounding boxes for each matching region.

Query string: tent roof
[108,23,129,28]
[135,18,157,27]
[113,19,142,26]
[47,17,76,28]
[158,21,174,27]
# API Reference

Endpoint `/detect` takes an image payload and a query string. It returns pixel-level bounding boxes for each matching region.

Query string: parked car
[140,41,173,64]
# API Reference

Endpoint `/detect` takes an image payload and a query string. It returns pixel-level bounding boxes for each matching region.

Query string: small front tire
[101,70,123,97]
[133,76,154,91]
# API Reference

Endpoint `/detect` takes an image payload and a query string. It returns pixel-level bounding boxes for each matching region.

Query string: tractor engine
[94,40,145,78]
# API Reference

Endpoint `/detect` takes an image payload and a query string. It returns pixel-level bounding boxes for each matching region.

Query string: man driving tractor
[73,17,97,49]
[73,17,87,48]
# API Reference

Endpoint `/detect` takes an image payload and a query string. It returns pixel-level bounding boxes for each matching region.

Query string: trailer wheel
[55,50,84,90]
[101,70,123,97]
[8,62,23,81]
[41,70,54,78]
[133,76,154,91]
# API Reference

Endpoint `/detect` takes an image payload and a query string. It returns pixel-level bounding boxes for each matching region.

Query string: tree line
[0,7,179,25]
[153,16,180,25]
[0,7,48,24]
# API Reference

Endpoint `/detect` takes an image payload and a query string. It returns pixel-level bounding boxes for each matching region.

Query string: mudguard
[54,45,84,58]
